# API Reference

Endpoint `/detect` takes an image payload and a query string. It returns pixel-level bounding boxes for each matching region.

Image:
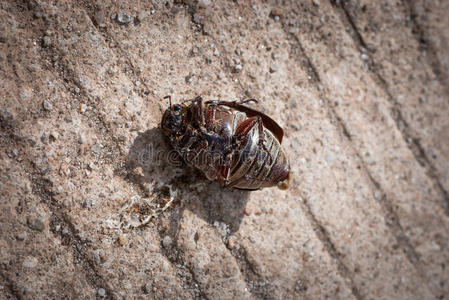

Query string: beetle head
[161,104,185,136]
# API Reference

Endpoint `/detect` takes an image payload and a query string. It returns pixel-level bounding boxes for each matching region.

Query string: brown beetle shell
[161,97,290,190]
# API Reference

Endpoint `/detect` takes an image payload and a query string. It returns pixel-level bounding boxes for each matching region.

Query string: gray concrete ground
[1,0,448,299]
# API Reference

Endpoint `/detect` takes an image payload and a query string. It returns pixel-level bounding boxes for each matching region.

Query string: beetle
[161,95,290,190]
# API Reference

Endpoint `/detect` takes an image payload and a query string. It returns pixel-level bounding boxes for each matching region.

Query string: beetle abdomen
[228,125,289,190]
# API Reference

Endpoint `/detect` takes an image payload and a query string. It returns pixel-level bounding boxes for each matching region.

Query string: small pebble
[144,282,152,294]
[78,133,86,144]
[56,186,63,194]
[27,65,37,72]
[270,62,280,73]
[17,232,28,241]
[42,100,52,111]
[27,217,45,232]
[234,64,243,72]
[227,236,236,249]
[97,288,106,298]
[50,131,59,140]
[94,10,105,26]
[22,256,38,268]
[218,71,226,79]
[80,103,87,113]
[118,235,128,245]
[117,11,133,24]
[137,11,147,22]
[361,53,369,61]
[8,148,19,158]
[198,0,211,8]
[193,13,203,24]
[185,75,193,84]
[162,235,172,248]
[42,36,51,47]
[270,8,284,17]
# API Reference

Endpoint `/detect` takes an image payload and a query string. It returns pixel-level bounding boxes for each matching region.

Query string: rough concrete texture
[0,0,448,299]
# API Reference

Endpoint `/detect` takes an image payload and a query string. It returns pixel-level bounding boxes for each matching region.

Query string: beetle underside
[161,96,290,190]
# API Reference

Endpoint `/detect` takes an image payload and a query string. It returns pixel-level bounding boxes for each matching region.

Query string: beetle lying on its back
[161,96,290,190]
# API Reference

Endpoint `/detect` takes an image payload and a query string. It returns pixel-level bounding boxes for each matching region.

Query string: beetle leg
[205,104,217,131]
[235,116,258,139]
[164,95,172,107]
[235,116,273,164]
[180,96,203,127]
[215,164,230,187]
[185,138,207,164]
[195,96,203,126]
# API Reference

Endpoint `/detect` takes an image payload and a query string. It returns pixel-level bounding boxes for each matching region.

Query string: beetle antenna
[164,95,172,108]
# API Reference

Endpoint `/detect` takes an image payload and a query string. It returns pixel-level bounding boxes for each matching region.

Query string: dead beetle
[161,95,290,190]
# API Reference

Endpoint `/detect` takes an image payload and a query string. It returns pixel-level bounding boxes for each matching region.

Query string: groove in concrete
[400,0,449,95]
[280,13,430,299]
[0,271,21,300]
[331,0,449,217]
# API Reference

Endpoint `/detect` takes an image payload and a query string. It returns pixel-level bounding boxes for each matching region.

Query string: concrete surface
[0,0,448,299]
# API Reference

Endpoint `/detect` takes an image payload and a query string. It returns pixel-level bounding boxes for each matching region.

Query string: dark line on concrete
[81,3,154,100]
[31,176,116,300]
[0,271,21,300]
[331,0,449,217]
[299,198,364,300]
[230,245,272,300]
[278,26,363,300]
[158,246,208,300]
[362,171,423,266]
[157,215,209,300]
[284,5,439,296]
[400,0,449,95]
[7,4,121,299]
[0,119,115,299]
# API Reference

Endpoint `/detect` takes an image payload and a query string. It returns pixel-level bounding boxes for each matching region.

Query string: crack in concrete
[300,198,363,300]
[282,3,438,297]
[230,245,277,300]
[332,0,449,217]
[30,176,117,300]
[400,0,449,95]
[0,116,115,299]
[159,247,208,300]
[2,3,125,299]
[276,26,363,300]
[0,271,21,300]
